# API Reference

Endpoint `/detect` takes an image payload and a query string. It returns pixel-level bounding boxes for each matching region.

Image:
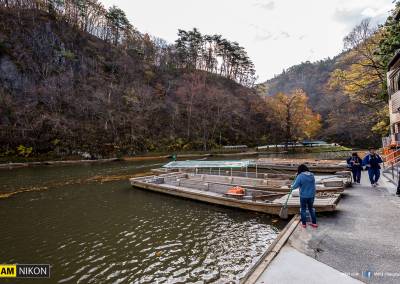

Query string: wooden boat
[129,173,341,215]
[250,159,348,174]
[150,167,291,179]
[151,168,351,188]
[151,165,351,182]
[152,167,295,179]
[182,173,345,193]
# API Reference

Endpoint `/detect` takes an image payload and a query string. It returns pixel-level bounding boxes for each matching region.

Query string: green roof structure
[163,160,251,169]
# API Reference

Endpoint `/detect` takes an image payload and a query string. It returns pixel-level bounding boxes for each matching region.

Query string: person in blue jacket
[347,152,362,183]
[292,164,317,228]
[362,148,383,187]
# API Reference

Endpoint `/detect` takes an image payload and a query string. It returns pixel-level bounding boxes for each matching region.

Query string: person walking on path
[347,152,362,184]
[362,148,383,187]
[292,164,317,228]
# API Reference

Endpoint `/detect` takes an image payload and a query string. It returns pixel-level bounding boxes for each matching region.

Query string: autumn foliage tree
[268,89,321,146]
[329,19,385,105]
[328,18,390,136]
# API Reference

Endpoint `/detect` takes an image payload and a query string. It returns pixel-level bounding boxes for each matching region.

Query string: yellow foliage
[328,31,384,106]
[371,106,390,136]
[16,145,33,157]
[268,89,321,141]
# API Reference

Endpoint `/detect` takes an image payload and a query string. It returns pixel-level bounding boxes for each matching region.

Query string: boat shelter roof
[222,145,248,149]
[163,160,251,169]
[302,140,327,145]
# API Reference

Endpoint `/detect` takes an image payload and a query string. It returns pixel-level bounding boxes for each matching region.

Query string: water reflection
[0,160,286,283]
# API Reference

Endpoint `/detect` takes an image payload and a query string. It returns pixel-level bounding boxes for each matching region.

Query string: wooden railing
[382,148,400,185]
[382,148,400,166]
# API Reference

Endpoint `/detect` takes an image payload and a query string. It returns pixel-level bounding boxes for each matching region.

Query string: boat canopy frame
[163,160,251,169]
[162,160,253,177]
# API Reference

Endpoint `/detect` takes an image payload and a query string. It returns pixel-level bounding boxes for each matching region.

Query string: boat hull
[250,164,347,173]
[130,179,338,216]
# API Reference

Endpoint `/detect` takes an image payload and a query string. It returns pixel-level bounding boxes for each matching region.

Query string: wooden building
[386,9,400,148]
[387,50,400,147]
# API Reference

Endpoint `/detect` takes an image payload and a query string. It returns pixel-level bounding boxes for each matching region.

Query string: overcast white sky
[101,0,394,82]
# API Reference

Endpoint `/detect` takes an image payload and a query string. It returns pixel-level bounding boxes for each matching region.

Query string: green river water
[0,152,350,283]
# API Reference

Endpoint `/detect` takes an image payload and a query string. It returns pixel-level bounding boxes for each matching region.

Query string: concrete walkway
[255,246,364,284]
[287,173,400,284]
[252,173,400,284]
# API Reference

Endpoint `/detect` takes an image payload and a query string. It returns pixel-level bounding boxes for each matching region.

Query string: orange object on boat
[226,186,245,196]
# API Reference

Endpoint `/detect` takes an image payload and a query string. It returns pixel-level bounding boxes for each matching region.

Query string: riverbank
[244,170,400,284]
[0,146,352,170]
[0,157,122,170]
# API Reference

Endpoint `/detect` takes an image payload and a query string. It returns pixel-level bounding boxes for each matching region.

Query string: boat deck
[272,194,340,206]
[250,158,349,173]
[160,183,267,205]
[130,173,341,215]
[180,173,346,193]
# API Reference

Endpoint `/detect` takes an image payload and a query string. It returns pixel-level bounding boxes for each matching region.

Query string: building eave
[388,50,400,71]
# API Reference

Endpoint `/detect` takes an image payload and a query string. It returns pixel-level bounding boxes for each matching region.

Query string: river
[0,151,352,283]
[0,158,291,283]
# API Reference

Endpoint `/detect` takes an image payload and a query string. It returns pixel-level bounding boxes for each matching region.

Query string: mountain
[0,6,275,158]
[0,2,384,160]
[257,56,382,147]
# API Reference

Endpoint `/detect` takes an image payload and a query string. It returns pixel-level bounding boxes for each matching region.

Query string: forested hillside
[257,56,382,147]
[258,2,400,148]
[0,1,279,158]
[2,0,399,159]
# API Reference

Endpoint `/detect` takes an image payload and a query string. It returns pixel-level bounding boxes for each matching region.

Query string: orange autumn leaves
[266,89,322,142]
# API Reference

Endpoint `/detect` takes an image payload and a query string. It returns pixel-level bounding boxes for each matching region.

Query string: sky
[100,0,394,82]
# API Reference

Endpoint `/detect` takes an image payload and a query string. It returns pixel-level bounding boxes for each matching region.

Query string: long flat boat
[151,168,351,189]
[183,174,345,193]
[151,167,294,179]
[129,173,341,215]
[250,158,349,174]
[250,163,347,173]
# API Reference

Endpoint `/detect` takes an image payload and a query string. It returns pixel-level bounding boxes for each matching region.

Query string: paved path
[288,173,400,284]
[255,246,364,284]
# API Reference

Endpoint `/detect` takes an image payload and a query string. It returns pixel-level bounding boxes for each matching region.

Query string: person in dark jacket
[292,164,317,228]
[347,152,362,183]
[362,148,383,187]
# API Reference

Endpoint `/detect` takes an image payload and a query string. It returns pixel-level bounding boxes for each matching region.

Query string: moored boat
[151,167,352,189]
[179,173,345,193]
[129,173,341,216]
[250,162,347,173]
[250,158,349,173]
[151,164,351,186]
